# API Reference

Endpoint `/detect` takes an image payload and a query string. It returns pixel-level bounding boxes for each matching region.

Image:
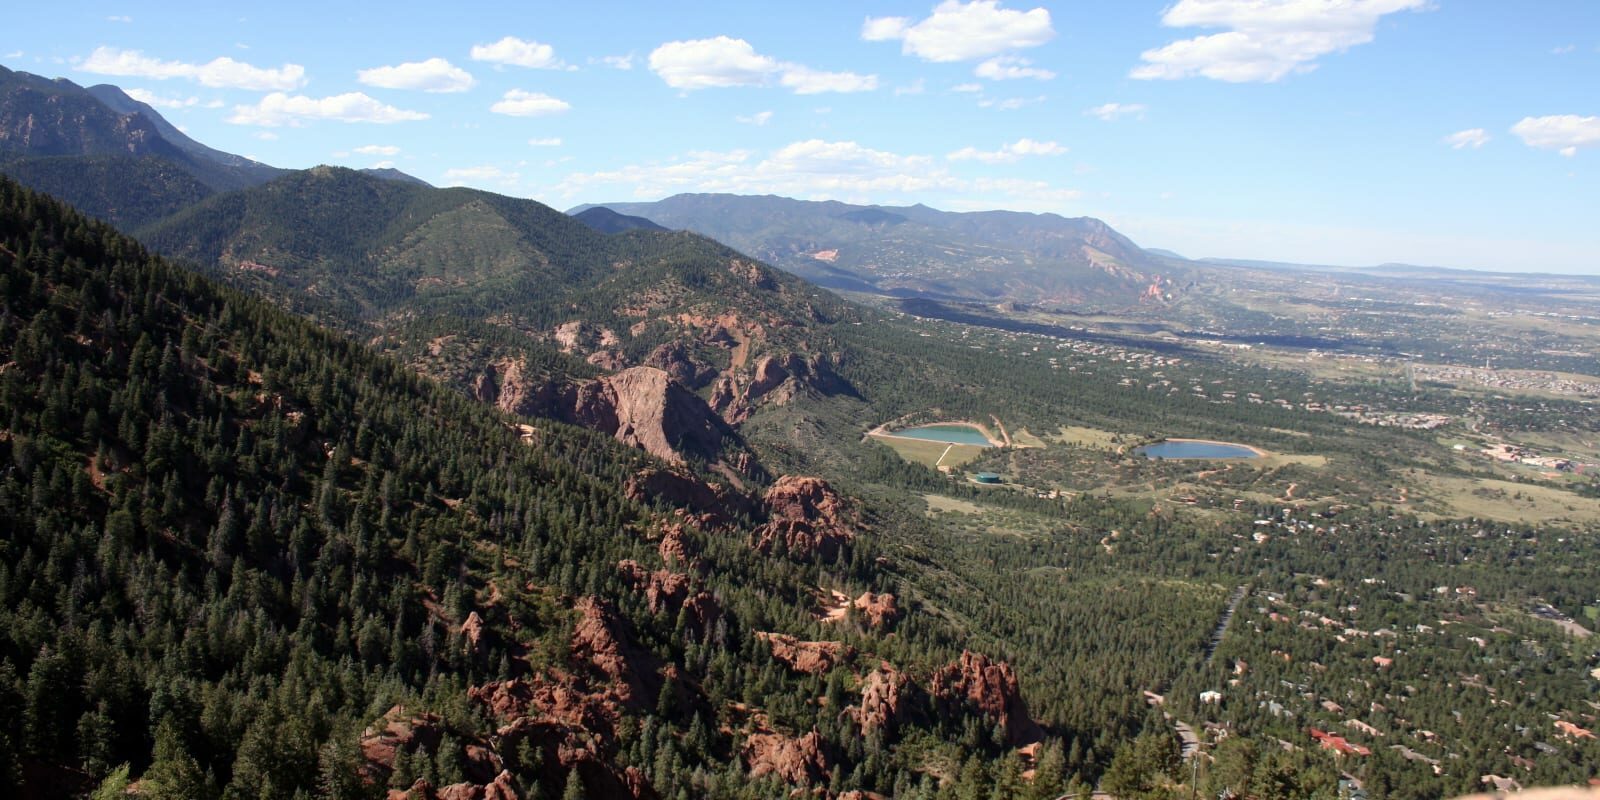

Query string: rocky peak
[623,466,756,528]
[850,663,914,734]
[742,729,830,785]
[852,592,901,629]
[756,632,856,675]
[930,650,1043,746]
[617,560,722,636]
[570,596,662,708]
[753,475,856,562]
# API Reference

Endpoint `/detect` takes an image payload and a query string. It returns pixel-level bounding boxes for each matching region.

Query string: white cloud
[737,110,774,126]
[370,160,396,170]
[528,137,563,146]
[77,46,306,90]
[1511,115,1600,157]
[951,82,984,93]
[779,65,879,94]
[558,139,1084,211]
[648,36,878,95]
[124,87,202,109]
[489,89,571,116]
[948,138,1066,163]
[253,131,277,140]
[442,165,521,186]
[470,36,566,69]
[1442,128,1489,150]
[862,0,1054,62]
[354,144,401,156]
[895,79,927,96]
[558,140,957,199]
[357,57,475,93]
[975,55,1054,80]
[106,15,132,23]
[978,94,1045,110]
[1086,102,1147,121]
[228,92,429,126]
[1133,0,1428,83]
[599,54,635,70]
[649,36,777,89]
[1551,44,1575,55]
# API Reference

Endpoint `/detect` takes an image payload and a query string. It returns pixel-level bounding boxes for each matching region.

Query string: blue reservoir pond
[886,424,996,446]
[1136,440,1262,459]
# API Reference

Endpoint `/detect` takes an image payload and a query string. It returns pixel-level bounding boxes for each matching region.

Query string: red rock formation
[570,597,661,708]
[930,651,1043,746]
[569,367,727,466]
[623,466,754,528]
[616,561,723,635]
[361,706,445,784]
[643,342,717,388]
[851,592,901,629]
[586,350,627,371]
[656,522,696,565]
[460,611,486,655]
[742,729,830,785]
[753,476,856,562]
[850,663,912,733]
[756,632,856,674]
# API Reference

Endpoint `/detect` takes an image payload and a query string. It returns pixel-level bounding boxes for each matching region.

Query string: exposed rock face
[460,611,487,656]
[852,592,901,629]
[851,663,913,733]
[656,522,697,566]
[616,560,722,636]
[753,476,856,562]
[361,706,445,784]
[570,597,662,708]
[586,350,627,371]
[742,729,830,785]
[643,342,717,388]
[930,651,1043,746]
[466,675,659,800]
[473,363,747,470]
[756,632,855,675]
[624,466,755,528]
[568,367,728,466]
[711,353,851,425]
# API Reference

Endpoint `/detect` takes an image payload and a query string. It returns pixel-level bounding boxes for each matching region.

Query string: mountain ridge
[572,192,1181,307]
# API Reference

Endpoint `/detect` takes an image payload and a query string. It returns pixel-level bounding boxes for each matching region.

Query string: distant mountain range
[574,193,1183,308]
[0,64,426,229]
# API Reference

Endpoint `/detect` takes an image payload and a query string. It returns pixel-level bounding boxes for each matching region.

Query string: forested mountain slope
[0,177,1090,800]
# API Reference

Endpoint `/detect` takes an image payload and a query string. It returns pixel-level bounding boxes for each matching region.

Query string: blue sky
[5,1,1598,273]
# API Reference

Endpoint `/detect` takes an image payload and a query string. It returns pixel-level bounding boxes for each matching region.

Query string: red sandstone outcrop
[742,729,830,785]
[570,597,663,709]
[624,466,755,527]
[656,522,697,565]
[850,663,913,733]
[473,363,742,469]
[710,353,850,425]
[460,611,486,655]
[616,561,722,635]
[929,651,1043,746]
[756,632,856,674]
[753,476,856,562]
[568,367,727,466]
[643,342,717,388]
[851,592,901,629]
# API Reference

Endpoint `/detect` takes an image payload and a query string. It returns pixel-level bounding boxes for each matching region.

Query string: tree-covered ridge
[0,177,1104,800]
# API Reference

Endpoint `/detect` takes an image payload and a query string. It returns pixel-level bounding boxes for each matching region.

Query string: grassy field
[1050,425,1123,450]
[922,494,984,515]
[869,433,991,469]
[1415,474,1600,525]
